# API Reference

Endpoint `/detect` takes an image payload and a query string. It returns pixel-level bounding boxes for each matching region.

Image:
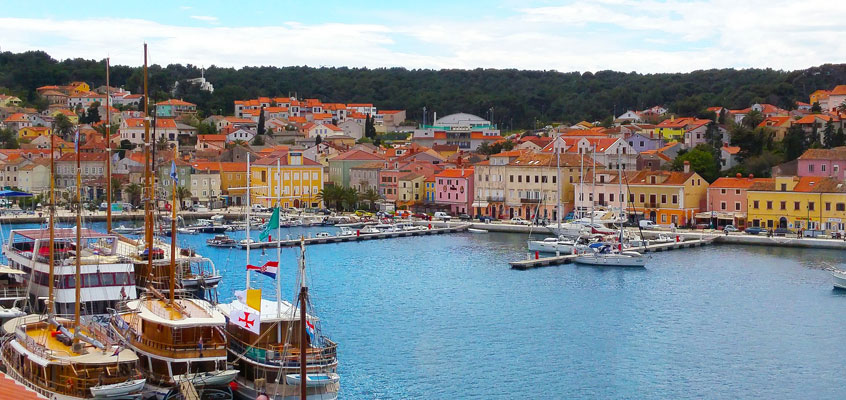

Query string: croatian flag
[246,261,279,279]
[305,319,315,342]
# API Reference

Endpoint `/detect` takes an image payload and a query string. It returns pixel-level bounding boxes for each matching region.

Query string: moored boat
[832,270,846,290]
[207,234,237,247]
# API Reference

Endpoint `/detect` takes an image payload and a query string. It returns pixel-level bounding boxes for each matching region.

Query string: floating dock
[510,237,717,270]
[240,224,471,249]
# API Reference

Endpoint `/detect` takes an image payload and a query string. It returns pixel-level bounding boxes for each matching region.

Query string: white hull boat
[285,373,341,387]
[181,275,223,288]
[468,228,488,233]
[0,305,25,321]
[90,378,146,398]
[573,251,646,267]
[832,270,846,290]
[175,369,239,387]
[528,237,579,253]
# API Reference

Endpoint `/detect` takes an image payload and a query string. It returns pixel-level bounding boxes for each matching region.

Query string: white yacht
[573,244,646,267]
[528,236,585,254]
[832,270,846,290]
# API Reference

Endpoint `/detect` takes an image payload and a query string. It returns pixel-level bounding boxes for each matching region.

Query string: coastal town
[1,82,846,235]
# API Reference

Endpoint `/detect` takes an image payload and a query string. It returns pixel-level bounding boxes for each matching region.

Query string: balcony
[520,198,542,204]
[486,195,505,202]
[644,202,659,208]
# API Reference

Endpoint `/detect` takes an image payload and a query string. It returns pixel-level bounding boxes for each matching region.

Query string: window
[809,202,815,211]
[794,201,800,211]
[735,189,741,195]
[720,189,726,194]
[826,202,831,211]
[661,214,667,223]
[766,201,772,210]
[535,176,539,183]
[721,201,726,210]
[510,175,514,182]
[780,201,786,210]
[639,194,645,203]
[837,203,845,211]
[822,164,827,172]
[518,176,522,183]
[753,200,759,209]
[661,195,667,204]
[735,202,741,211]
[809,164,815,172]
[672,195,678,204]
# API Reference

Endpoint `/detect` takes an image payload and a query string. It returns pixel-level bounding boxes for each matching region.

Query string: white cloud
[179,6,192,10]
[189,15,218,23]
[0,0,844,73]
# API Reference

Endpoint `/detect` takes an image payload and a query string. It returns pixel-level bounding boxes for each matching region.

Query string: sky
[1,0,845,73]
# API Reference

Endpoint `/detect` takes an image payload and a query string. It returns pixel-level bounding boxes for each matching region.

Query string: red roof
[721,146,741,155]
[435,168,474,178]
[198,134,227,142]
[332,149,385,161]
[253,152,321,166]
[710,176,772,189]
[156,99,196,106]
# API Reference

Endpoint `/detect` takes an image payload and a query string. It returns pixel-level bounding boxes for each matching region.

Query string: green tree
[782,125,807,161]
[0,127,20,149]
[811,102,822,113]
[125,183,142,207]
[156,135,169,151]
[315,135,322,145]
[111,177,123,200]
[317,184,344,210]
[52,113,74,139]
[256,106,265,136]
[742,109,763,129]
[252,134,265,146]
[175,186,192,210]
[823,120,837,148]
[704,121,723,150]
[197,122,217,134]
[358,188,381,211]
[672,144,720,182]
[718,108,727,125]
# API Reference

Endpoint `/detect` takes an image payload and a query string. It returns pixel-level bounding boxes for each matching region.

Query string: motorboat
[191,219,231,233]
[832,270,846,290]
[207,234,237,247]
[113,224,142,234]
[573,245,646,267]
[468,228,489,233]
[360,226,381,234]
[337,227,355,236]
[238,238,257,248]
[285,373,341,387]
[315,232,332,238]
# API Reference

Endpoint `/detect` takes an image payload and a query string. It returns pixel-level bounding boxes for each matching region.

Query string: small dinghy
[468,228,488,233]
[89,378,146,398]
[285,373,340,387]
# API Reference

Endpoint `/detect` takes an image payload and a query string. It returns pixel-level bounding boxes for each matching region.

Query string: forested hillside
[2,50,846,128]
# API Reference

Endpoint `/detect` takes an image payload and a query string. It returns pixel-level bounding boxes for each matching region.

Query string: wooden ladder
[178,379,200,400]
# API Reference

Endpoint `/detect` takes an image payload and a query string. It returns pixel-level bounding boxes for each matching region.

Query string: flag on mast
[259,207,279,241]
[170,160,179,184]
[246,261,279,279]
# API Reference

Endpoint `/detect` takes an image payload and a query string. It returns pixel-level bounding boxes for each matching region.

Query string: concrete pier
[509,237,717,270]
[240,224,471,249]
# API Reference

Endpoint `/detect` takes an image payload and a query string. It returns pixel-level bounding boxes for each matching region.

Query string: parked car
[509,217,531,225]
[252,204,268,213]
[723,225,738,233]
[412,212,428,219]
[639,220,658,230]
[773,227,794,236]
[744,227,764,235]
[433,212,451,221]
[458,213,472,221]
[478,215,494,223]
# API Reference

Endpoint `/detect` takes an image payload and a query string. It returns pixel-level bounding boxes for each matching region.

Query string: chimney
[433,112,437,124]
[683,160,690,173]
[748,173,754,179]
[736,173,742,178]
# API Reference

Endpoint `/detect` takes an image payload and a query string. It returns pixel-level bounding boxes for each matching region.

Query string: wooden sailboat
[217,160,338,400]
[108,45,236,400]
[0,115,144,399]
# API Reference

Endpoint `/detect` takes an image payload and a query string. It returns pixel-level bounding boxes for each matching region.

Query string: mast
[106,57,112,232]
[555,133,561,232]
[618,150,624,245]
[276,158,282,318]
[590,143,596,226]
[245,156,251,289]
[578,147,583,219]
[298,239,308,400]
[169,145,177,304]
[47,130,55,316]
[73,131,82,345]
[143,44,154,286]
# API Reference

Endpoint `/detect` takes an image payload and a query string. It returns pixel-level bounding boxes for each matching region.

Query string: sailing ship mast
[246,156,251,289]
[555,133,561,232]
[298,239,308,400]
[72,132,82,346]
[47,129,55,316]
[170,145,177,304]
[106,57,112,232]
[590,143,596,226]
[143,44,154,287]
[277,159,282,319]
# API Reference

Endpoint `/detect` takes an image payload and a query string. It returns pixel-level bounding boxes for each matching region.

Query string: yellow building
[747,176,846,231]
[18,126,52,140]
[250,151,324,208]
[50,109,79,124]
[626,168,708,226]
[68,81,90,93]
[397,173,426,208]
[217,162,247,206]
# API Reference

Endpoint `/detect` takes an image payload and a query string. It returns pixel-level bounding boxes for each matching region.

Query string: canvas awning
[0,190,32,197]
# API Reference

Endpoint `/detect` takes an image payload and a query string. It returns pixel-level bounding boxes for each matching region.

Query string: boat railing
[0,286,27,299]
[227,335,337,366]
[14,326,74,362]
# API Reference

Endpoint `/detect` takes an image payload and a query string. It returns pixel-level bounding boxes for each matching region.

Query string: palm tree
[359,188,381,211]
[742,109,763,129]
[317,185,344,210]
[175,186,192,210]
[156,135,169,151]
[341,187,359,211]
[125,183,142,207]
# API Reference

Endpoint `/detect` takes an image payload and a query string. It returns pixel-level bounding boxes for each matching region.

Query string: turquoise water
[5,221,846,399]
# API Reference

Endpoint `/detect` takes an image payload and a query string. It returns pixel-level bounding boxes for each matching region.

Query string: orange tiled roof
[710,176,772,189]
[435,168,474,178]
[830,85,846,96]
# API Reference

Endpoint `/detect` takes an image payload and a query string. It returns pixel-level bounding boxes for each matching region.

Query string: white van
[433,212,451,221]
[639,220,657,230]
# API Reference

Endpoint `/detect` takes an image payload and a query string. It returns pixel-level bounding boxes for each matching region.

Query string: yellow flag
[246,289,262,312]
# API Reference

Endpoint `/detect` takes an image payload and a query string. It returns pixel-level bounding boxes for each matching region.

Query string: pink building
[706,175,773,228]
[435,168,474,215]
[796,147,846,180]
[575,170,637,213]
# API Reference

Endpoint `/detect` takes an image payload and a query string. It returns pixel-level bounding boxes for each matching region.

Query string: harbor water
[4,221,846,399]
